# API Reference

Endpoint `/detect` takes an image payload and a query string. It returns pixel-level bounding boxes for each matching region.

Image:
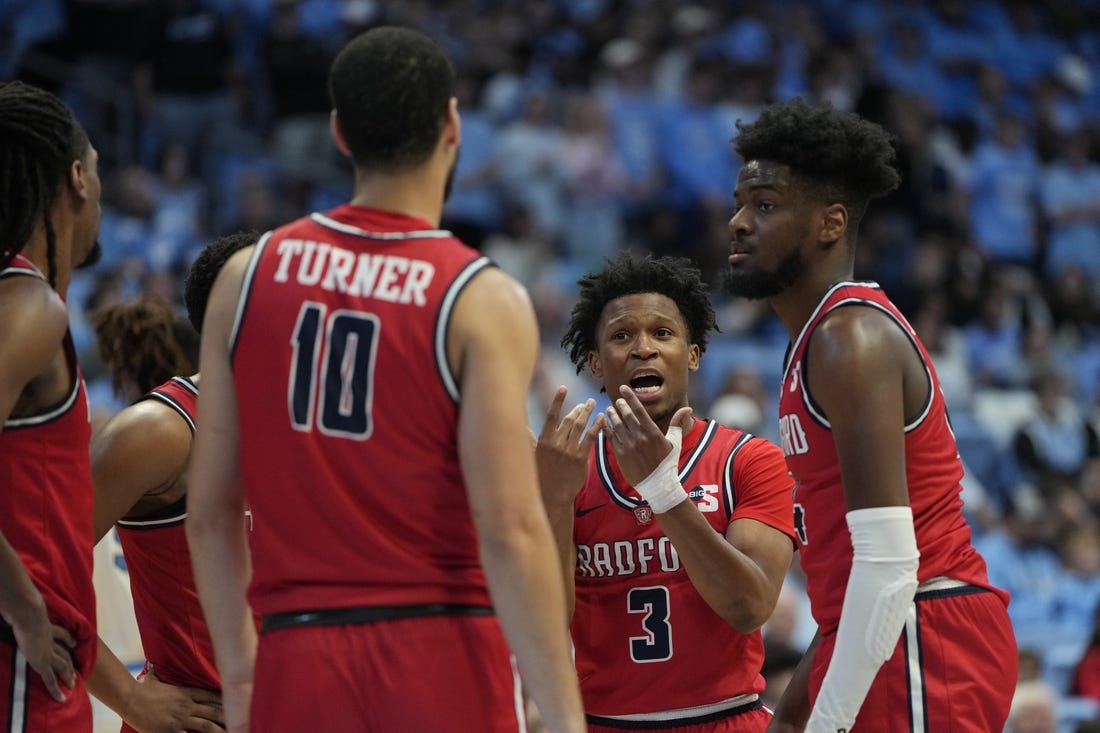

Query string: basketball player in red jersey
[722,98,1017,732]
[538,253,795,732]
[0,80,103,731]
[86,233,257,733]
[186,26,584,733]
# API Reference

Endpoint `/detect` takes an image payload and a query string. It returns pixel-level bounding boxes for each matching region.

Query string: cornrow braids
[562,252,718,374]
[0,80,90,286]
[91,297,195,400]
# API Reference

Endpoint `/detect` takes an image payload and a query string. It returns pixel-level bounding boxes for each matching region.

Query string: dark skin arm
[88,400,226,731]
[766,631,820,733]
[606,386,794,633]
[91,401,191,541]
[766,305,927,730]
[535,386,605,619]
[0,276,78,703]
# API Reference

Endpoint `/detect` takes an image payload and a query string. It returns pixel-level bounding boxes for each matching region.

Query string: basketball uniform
[230,205,524,731]
[574,418,793,731]
[115,377,220,733]
[778,281,1017,731]
[0,254,95,731]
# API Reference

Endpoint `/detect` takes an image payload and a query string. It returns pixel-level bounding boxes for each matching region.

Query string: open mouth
[630,374,664,395]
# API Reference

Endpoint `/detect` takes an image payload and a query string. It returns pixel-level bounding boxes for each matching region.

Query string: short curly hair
[562,252,717,374]
[184,230,260,333]
[733,97,900,226]
[329,26,454,172]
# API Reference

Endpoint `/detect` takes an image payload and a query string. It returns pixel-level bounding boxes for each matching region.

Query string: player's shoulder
[456,262,531,311]
[0,275,68,355]
[102,399,192,445]
[711,424,786,467]
[93,398,192,470]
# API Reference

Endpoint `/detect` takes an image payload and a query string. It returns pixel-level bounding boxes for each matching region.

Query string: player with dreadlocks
[85,232,258,733]
[0,79,103,730]
[722,97,1017,732]
[537,251,795,731]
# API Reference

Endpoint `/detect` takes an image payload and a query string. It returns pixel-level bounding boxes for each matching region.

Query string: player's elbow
[723,598,773,634]
[709,582,779,633]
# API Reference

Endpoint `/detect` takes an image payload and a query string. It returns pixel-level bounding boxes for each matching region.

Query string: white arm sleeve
[805,506,920,733]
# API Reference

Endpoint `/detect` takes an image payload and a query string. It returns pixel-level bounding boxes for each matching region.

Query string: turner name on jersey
[272,238,435,304]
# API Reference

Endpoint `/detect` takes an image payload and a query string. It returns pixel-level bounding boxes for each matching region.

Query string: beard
[76,240,102,270]
[721,247,806,300]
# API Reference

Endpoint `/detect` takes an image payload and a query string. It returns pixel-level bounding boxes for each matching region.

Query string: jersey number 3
[289,301,379,440]
[628,586,672,663]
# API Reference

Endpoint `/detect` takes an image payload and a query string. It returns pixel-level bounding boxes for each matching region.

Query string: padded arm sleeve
[805,506,920,733]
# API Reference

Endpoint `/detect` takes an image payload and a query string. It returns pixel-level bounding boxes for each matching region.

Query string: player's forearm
[655,503,775,631]
[0,532,43,628]
[187,520,256,687]
[769,632,817,730]
[541,494,578,618]
[479,523,585,733]
[86,638,138,720]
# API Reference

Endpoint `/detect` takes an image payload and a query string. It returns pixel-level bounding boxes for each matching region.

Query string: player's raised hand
[536,386,604,504]
[604,384,692,488]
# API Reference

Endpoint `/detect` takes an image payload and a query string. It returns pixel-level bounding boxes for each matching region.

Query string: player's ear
[587,350,602,379]
[818,203,847,247]
[330,110,351,156]
[445,97,461,147]
[687,343,700,372]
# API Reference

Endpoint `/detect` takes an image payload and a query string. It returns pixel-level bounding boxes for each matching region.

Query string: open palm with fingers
[536,386,604,502]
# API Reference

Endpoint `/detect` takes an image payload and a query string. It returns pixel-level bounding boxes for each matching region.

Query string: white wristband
[633,425,687,514]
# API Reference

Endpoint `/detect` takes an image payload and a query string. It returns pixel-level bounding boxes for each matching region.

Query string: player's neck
[22,228,72,295]
[348,167,445,227]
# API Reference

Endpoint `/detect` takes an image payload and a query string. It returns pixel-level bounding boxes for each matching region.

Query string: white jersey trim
[4,365,81,429]
[2,257,80,429]
[0,266,44,281]
[597,419,718,510]
[310,212,453,240]
[722,432,754,517]
[145,377,198,434]
[797,295,933,433]
[434,257,493,403]
[229,231,274,361]
[904,604,928,732]
[591,692,759,722]
[8,650,28,733]
[117,511,188,528]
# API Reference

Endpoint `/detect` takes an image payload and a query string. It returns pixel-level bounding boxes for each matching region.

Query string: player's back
[115,376,220,691]
[231,205,492,617]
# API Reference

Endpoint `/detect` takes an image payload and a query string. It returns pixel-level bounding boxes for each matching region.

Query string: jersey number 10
[288,301,379,440]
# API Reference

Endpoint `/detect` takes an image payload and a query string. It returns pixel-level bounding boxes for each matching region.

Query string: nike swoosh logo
[575,503,608,517]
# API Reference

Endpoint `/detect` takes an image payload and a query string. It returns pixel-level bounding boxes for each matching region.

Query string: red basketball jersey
[0,253,96,676]
[572,418,794,715]
[778,281,1007,635]
[231,205,494,616]
[116,376,220,691]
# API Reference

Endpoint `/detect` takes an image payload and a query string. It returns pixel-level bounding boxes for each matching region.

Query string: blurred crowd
[4,0,1100,730]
